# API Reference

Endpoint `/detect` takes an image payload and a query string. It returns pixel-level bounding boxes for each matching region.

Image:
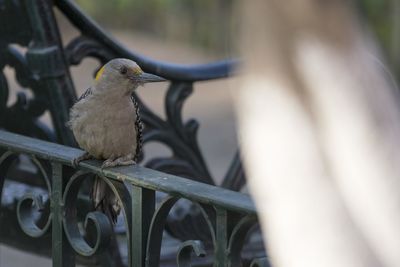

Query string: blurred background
[75,0,237,55]
[71,0,400,80]
[1,0,399,266]
[65,0,400,187]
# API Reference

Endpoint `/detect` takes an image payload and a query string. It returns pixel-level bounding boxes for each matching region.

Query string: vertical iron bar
[24,0,77,146]
[131,185,155,267]
[215,208,228,267]
[51,163,74,267]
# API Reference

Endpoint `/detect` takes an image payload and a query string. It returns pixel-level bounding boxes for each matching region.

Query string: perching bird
[67,58,165,223]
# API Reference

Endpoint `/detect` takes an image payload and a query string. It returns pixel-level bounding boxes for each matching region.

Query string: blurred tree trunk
[235,1,400,267]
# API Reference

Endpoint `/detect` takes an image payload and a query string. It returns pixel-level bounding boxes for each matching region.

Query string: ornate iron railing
[0,130,266,266]
[0,0,268,265]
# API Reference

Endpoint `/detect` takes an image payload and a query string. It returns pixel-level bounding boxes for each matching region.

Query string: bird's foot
[72,152,93,168]
[101,156,136,169]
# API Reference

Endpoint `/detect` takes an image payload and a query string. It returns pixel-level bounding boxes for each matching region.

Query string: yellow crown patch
[133,67,142,75]
[95,66,105,81]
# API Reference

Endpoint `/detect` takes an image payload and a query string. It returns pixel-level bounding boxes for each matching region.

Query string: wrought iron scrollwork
[0,0,267,265]
[0,129,265,266]
[61,170,139,266]
[146,196,180,266]
[176,240,206,267]
[0,70,8,119]
[65,35,115,67]
[0,151,17,201]
[250,257,271,267]
[146,196,216,266]
[5,46,36,88]
[0,46,56,142]
[16,156,52,238]
[17,192,52,237]
[227,215,258,266]
[62,171,113,256]
[0,152,52,238]
[142,82,213,184]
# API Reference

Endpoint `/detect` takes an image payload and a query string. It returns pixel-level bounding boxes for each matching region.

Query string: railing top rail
[0,130,256,214]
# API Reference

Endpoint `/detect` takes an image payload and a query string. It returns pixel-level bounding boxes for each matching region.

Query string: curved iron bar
[145,196,179,267]
[65,172,133,265]
[16,156,52,238]
[17,192,52,238]
[0,66,9,118]
[164,202,216,248]
[0,151,53,237]
[0,46,56,142]
[176,240,206,267]
[227,214,258,266]
[250,257,271,267]
[65,35,115,67]
[4,46,35,88]
[62,170,127,257]
[221,151,246,191]
[143,82,213,184]
[146,196,216,267]
[0,151,18,204]
[56,0,239,82]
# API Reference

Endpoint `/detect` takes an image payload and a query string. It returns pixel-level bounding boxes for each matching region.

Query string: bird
[67,58,165,223]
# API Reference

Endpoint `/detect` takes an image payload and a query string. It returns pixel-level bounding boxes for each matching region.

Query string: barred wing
[132,95,143,162]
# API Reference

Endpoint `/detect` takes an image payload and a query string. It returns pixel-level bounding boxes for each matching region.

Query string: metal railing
[0,0,266,265]
[0,130,266,266]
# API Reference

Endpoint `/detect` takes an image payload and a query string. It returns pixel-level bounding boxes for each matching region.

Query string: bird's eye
[120,66,128,75]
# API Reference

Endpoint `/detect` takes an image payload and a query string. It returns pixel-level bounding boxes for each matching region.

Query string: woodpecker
[67,58,165,223]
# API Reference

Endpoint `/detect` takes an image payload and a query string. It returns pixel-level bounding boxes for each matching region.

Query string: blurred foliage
[75,0,399,79]
[75,0,236,55]
[358,0,400,79]
[359,0,392,48]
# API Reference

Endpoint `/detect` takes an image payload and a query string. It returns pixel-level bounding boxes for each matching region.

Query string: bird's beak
[137,72,166,83]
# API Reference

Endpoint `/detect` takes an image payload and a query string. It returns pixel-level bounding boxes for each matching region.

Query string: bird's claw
[72,152,92,168]
[101,157,136,169]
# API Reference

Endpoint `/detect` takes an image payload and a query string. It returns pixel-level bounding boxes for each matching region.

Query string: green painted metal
[145,196,180,266]
[0,130,264,266]
[51,162,74,267]
[215,208,228,267]
[24,0,77,145]
[176,240,206,267]
[131,185,155,267]
[0,130,256,214]
[0,1,254,261]
[0,0,268,264]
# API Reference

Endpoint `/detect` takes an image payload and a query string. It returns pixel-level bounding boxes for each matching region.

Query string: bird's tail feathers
[91,175,121,224]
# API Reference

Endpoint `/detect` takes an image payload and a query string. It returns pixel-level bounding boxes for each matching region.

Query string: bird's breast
[70,96,138,159]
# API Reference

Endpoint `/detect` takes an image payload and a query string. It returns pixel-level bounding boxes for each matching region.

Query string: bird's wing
[77,87,93,102]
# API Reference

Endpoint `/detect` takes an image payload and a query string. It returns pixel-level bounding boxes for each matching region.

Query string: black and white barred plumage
[131,95,143,162]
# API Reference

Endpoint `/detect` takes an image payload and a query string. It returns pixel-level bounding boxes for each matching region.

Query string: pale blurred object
[235,1,400,267]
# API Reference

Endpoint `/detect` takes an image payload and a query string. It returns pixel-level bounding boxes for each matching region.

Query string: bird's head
[94,58,165,94]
